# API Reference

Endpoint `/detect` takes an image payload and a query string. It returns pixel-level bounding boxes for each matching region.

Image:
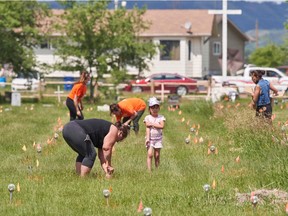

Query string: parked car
[11,72,42,92]
[124,73,198,96]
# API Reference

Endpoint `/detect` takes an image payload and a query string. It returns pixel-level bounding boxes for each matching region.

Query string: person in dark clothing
[250,70,278,120]
[62,118,129,178]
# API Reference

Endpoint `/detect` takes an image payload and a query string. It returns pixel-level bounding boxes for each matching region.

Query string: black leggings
[122,109,145,133]
[66,97,84,121]
[62,121,96,168]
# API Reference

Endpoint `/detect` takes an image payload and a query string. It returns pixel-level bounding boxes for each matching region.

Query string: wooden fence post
[38,80,42,101]
[161,83,165,102]
[151,81,154,94]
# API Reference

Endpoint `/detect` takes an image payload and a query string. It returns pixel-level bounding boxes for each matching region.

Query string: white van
[11,72,41,92]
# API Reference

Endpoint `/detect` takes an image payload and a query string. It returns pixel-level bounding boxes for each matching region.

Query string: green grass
[0,97,288,215]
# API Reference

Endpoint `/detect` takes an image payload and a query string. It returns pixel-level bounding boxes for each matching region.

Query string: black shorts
[256,103,272,119]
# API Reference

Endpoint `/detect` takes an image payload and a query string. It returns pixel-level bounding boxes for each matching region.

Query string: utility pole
[255,19,259,49]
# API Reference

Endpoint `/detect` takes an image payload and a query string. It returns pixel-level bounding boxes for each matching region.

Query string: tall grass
[0,98,287,215]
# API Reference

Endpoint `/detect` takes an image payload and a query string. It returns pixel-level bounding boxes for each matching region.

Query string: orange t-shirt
[116,98,146,121]
[67,83,87,103]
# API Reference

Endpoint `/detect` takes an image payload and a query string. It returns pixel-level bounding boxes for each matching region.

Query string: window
[266,70,281,78]
[151,75,164,80]
[38,38,57,50]
[160,40,180,61]
[188,40,192,61]
[165,74,181,80]
[40,40,49,49]
[213,42,221,55]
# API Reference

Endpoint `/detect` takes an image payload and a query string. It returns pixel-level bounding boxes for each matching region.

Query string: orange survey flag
[207,148,211,155]
[212,179,216,189]
[235,156,240,163]
[250,191,255,201]
[221,165,225,173]
[137,199,143,212]
[17,183,20,192]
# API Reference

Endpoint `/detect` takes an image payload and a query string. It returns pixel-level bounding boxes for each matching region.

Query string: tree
[249,1,288,68]
[53,0,157,99]
[248,44,286,67]
[0,1,49,73]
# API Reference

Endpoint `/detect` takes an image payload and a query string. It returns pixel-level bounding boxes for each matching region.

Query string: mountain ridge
[45,1,288,32]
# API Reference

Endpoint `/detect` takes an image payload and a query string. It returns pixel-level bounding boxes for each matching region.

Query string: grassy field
[0,95,288,216]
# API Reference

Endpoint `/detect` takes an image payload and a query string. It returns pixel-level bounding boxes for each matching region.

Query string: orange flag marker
[285,203,288,214]
[47,138,53,145]
[137,199,144,212]
[178,110,182,115]
[22,145,27,152]
[235,156,240,163]
[207,148,211,155]
[17,183,20,192]
[109,186,113,193]
[221,165,225,173]
[212,179,216,189]
[250,191,255,201]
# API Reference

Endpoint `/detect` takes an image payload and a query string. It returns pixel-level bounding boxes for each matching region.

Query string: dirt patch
[236,189,288,205]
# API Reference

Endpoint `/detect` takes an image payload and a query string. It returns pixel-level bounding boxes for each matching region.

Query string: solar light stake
[203,184,210,192]
[103,189,110,206]
[37,144,42,153]
[209,145,216,153]
[190,127,195,133]
[8,184,15,203]
[54,133,59,139]
[28,165,33,174]
[251,195,259,208]
[143,207,152,216]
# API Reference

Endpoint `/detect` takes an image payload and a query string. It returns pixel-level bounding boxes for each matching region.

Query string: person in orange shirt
[66,71,90,121]
[110,98,146,134]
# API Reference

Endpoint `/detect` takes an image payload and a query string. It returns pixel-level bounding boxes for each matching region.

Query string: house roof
[47,9,248,39]
[140,10,215,37]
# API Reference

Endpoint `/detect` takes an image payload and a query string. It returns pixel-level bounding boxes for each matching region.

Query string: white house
[35,9,249,79]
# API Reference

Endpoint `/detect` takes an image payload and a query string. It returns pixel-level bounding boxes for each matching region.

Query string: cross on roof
[209,0,242,77]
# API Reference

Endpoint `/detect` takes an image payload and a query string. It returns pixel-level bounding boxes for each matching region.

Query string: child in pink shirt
[143,97,166,171]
